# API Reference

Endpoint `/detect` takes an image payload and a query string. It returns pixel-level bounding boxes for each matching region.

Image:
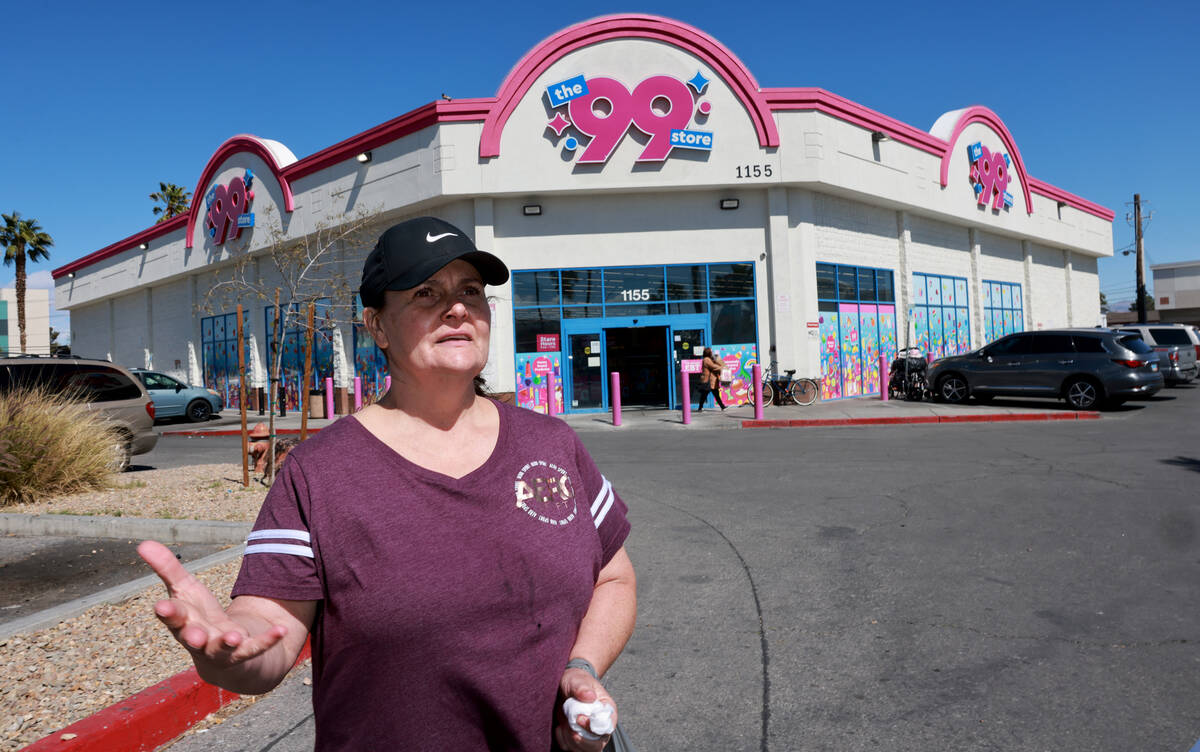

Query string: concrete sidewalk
[162,393,1101,437]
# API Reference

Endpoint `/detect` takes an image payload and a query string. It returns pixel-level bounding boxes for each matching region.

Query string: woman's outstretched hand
[137,540,287,666]
[555,666,617,752]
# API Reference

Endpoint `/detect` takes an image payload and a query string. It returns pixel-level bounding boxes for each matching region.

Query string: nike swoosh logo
[426,232,457,243]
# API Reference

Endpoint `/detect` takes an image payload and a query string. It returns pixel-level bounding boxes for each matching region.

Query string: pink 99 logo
[545,72,714,164]
[205,170,256,245]
[967,142,1014,211]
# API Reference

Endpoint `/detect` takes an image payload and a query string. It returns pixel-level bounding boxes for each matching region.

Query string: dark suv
[0,356,158,470]
[927,329,1163,410]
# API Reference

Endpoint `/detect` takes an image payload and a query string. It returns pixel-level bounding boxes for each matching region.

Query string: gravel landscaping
[0,464,282,751]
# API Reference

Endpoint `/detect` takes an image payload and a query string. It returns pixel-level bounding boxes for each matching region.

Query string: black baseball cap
[359,217,508,308]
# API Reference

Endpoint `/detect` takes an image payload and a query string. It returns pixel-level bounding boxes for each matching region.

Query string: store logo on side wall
[205,169,256,245]
[967,142,1013,211]
[544,72,715,164]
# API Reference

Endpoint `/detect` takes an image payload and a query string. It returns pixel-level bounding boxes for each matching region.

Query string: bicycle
[749,363,820,407]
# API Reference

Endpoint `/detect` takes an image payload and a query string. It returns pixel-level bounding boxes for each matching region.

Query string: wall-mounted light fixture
[871,130,889,142]
[719,198,739,210]
[67,272,75,278]
[138,242,149,250]
[355,151,372,164]
[523,204,542,216]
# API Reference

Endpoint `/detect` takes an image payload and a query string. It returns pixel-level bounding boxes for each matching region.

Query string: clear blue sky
[3,0,1196,338]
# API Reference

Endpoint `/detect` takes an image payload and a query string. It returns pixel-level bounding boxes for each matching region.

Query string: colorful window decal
[981,280,1024,344]
[817,264,897,400]
[200,312,252,408]
[262,299,335,412]
[911,273,971,359]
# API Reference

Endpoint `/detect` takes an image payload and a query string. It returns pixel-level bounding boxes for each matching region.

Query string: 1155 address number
[736,164,773,179]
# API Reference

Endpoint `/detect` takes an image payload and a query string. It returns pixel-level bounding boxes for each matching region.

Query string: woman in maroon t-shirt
[139,217,637,751]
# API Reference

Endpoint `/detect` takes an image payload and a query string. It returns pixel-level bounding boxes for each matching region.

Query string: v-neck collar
[345,399,508,486]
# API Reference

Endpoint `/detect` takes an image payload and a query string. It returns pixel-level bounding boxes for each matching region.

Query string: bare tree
[201,204,385,482]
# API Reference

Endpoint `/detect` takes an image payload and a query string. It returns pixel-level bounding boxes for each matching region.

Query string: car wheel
[187,399,213,423]
[1064,378,1100,410]
[937,374,969,404]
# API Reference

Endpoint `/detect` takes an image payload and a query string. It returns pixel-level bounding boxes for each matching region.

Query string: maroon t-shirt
[232,400,630,751]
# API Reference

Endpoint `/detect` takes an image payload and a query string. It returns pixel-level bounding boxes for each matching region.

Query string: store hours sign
[544,71,716,164]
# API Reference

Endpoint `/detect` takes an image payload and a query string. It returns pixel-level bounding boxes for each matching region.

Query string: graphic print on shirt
[513,460,577,526]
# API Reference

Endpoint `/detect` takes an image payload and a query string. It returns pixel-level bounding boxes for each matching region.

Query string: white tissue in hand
[563,697,615,739]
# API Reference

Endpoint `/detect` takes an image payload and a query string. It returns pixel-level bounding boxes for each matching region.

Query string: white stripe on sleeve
[591,476,614,528]
[244,543,315,558]
[247,529,311,543]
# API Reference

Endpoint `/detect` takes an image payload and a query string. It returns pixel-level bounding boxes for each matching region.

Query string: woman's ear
[362,306,389,351]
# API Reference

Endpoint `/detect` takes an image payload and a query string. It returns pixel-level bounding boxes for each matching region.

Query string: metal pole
[1135,193,1147,324]
[753,364,763,420]
[879,355,889,402]
[237,305,248,487]
[610,372,622,427]
[681,364,691,425]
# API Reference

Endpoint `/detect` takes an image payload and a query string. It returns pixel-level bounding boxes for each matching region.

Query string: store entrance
[605,326,669,408]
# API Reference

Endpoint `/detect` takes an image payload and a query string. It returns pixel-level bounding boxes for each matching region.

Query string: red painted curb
[162,427,325,437]
[741,411,1101,428]
[22,642,311,752]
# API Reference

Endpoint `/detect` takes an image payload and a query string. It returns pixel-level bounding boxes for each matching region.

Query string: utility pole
[1134,193,1147,323]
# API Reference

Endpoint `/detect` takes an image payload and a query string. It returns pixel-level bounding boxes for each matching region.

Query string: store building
[1,288,51,356]
[1149,261,1200,326]
[53,14,1113,414]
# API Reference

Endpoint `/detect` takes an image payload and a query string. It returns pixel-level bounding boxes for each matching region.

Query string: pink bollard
[325,377,334,419]
[681,365,691,425]
[880,355,889,401]
[610,372,622,427]
[384,375,392,397]
[926,353,935,365]
[546,371,557,416]
[753,364,764,421]
[354,376,362,411]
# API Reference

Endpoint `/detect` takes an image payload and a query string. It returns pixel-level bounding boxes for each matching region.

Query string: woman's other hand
[555,666,617,752]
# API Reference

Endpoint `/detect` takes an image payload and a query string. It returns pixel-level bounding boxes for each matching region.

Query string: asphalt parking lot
[149,384,1200,752]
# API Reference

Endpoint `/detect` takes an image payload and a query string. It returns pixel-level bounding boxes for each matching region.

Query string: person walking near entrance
[697,347,727,412]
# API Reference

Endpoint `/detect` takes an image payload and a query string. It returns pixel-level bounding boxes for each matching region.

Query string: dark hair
[702,347,714,358]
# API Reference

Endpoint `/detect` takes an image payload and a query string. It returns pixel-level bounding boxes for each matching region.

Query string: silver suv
[0,356,158,470]
[927,329,1163,410]
[1114,324,1200,386]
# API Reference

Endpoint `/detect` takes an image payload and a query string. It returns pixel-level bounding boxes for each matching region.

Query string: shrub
[0,385,121,506]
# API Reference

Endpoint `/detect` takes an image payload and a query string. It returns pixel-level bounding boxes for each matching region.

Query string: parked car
[0,355,157,470]
[927,329,1163,410]
[129,368,224,422]
[1113,324,1199,386]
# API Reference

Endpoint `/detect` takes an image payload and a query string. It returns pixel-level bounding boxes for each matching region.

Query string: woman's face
[363,260,491,380]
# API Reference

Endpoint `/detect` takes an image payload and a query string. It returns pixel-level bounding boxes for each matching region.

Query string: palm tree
[0,212,54,354]
[149,182,192,222]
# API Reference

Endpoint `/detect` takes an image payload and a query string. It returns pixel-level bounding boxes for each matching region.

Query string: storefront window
[563,306,603,319]
[669,301,708,314]
[711,300,755,344]
[912,272,971,358]
[666,265,707,301]
[838,267,857,300]
[604,267,665,304]
[513,271,560,306]
[708,263,754,299]
[606,303,666,317]
[816,263,898,401]
[514,307,561,352]
[562,269,602,305]
[982,279,1023,344]
[816,264,837,300]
